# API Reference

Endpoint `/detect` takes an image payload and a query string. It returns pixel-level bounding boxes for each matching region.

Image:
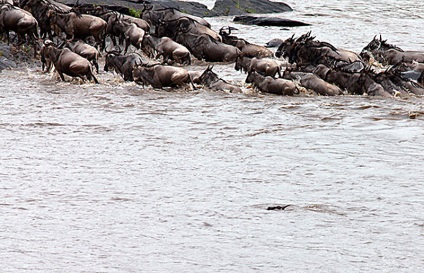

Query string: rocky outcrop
[0,44,17,72]
[62,0,293,17]
[211,0,292,16]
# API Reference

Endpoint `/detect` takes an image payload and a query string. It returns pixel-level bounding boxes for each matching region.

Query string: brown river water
[1,0,424,272]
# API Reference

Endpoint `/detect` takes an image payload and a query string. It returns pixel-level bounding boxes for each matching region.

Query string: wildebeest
[155,16,221,42]
[276,32,361,67]
[132,63,194,89]
[199,65,242,93]
[362,35,424,65]
[120,21,145,54]
[235,39,273,58]
[235,55,282,78]
[0,4,38,55]
[40,40,53,72]
[64,39,100,73]
[283,70,343,96]
[141,5,210,29]
[103,52,144,81]
[141,34,191,65]
[41,41,99,83]
[246,70,298,96]
[313,64,392,96]
[20,0,71,39]
[102,11,150,46]
[47,9,107,49]
[175,32,240,63]
[219,26,240,46]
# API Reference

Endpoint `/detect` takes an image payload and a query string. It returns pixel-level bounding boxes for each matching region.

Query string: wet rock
[264,38,285,48]
[0,56,17,71]
[233,15,310,27]
[267,205,290,211]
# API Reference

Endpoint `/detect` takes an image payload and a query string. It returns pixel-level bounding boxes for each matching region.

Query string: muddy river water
[1,0,424,272]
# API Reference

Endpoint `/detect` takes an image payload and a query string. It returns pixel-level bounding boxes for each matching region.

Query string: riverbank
[0,42,39,72]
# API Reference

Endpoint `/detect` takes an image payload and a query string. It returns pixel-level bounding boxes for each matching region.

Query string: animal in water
[246,70,298,96]
[175,32,240,62]
[132,63,194,89]
[235,55,282,78]
[199,65,242,93]
[235,38,273,58]
[142,34,191,65]
[283,70,343,96]
[103,51,144,81]
[41,40,99,83]
[64,39,100,73]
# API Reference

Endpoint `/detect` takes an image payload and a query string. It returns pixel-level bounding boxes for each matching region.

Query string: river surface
[1,1,424,272]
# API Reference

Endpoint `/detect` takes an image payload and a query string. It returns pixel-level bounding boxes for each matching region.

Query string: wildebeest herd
[1,0,424,97]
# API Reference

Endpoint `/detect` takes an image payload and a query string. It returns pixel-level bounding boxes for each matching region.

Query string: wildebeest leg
[58,71,66,82]
[190,78,196,90]
[92,60,99,74]
[277,68,282,78]
[124,40,130,55]
[87,71,99,84]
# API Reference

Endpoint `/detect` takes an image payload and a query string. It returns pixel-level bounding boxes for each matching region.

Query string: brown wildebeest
[101,11,149,46]
[142,34,191,65]
[188,70,202,84]
[0,4,38,55]
[235,55,282,78]
[314,64,364,95]
[141,5,210,29]
[164,16,220,41]
[313,65,392,97]
[175,32,240,63]
[40,40,53,72]
[103,52,144,81]
[219,26,240,46]
[362,35,424,65]
[235,39,273,58]
[199,65,242,93]
[132,63,194,89]
[246,70,298,96]
[64,39,100,73]
[47,9,107,49]
[276,32,361,67]
[120,21,145,54]
[283,70,343,96]
[20,0,71,39]
[41,41,99,83]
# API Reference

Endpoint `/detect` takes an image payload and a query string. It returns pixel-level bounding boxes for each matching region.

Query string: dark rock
[264,38,285,48]
[0,56,17,70]
[233,15,310,27]
[267,205,290,211]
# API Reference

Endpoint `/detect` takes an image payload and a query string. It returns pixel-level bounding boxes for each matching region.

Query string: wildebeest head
[132,64,150,85]
[104,53,115,72]
[275,34,295,58]
[199,65,218,86]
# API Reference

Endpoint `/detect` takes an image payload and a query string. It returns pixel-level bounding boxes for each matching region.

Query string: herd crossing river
[1,0,424,272]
